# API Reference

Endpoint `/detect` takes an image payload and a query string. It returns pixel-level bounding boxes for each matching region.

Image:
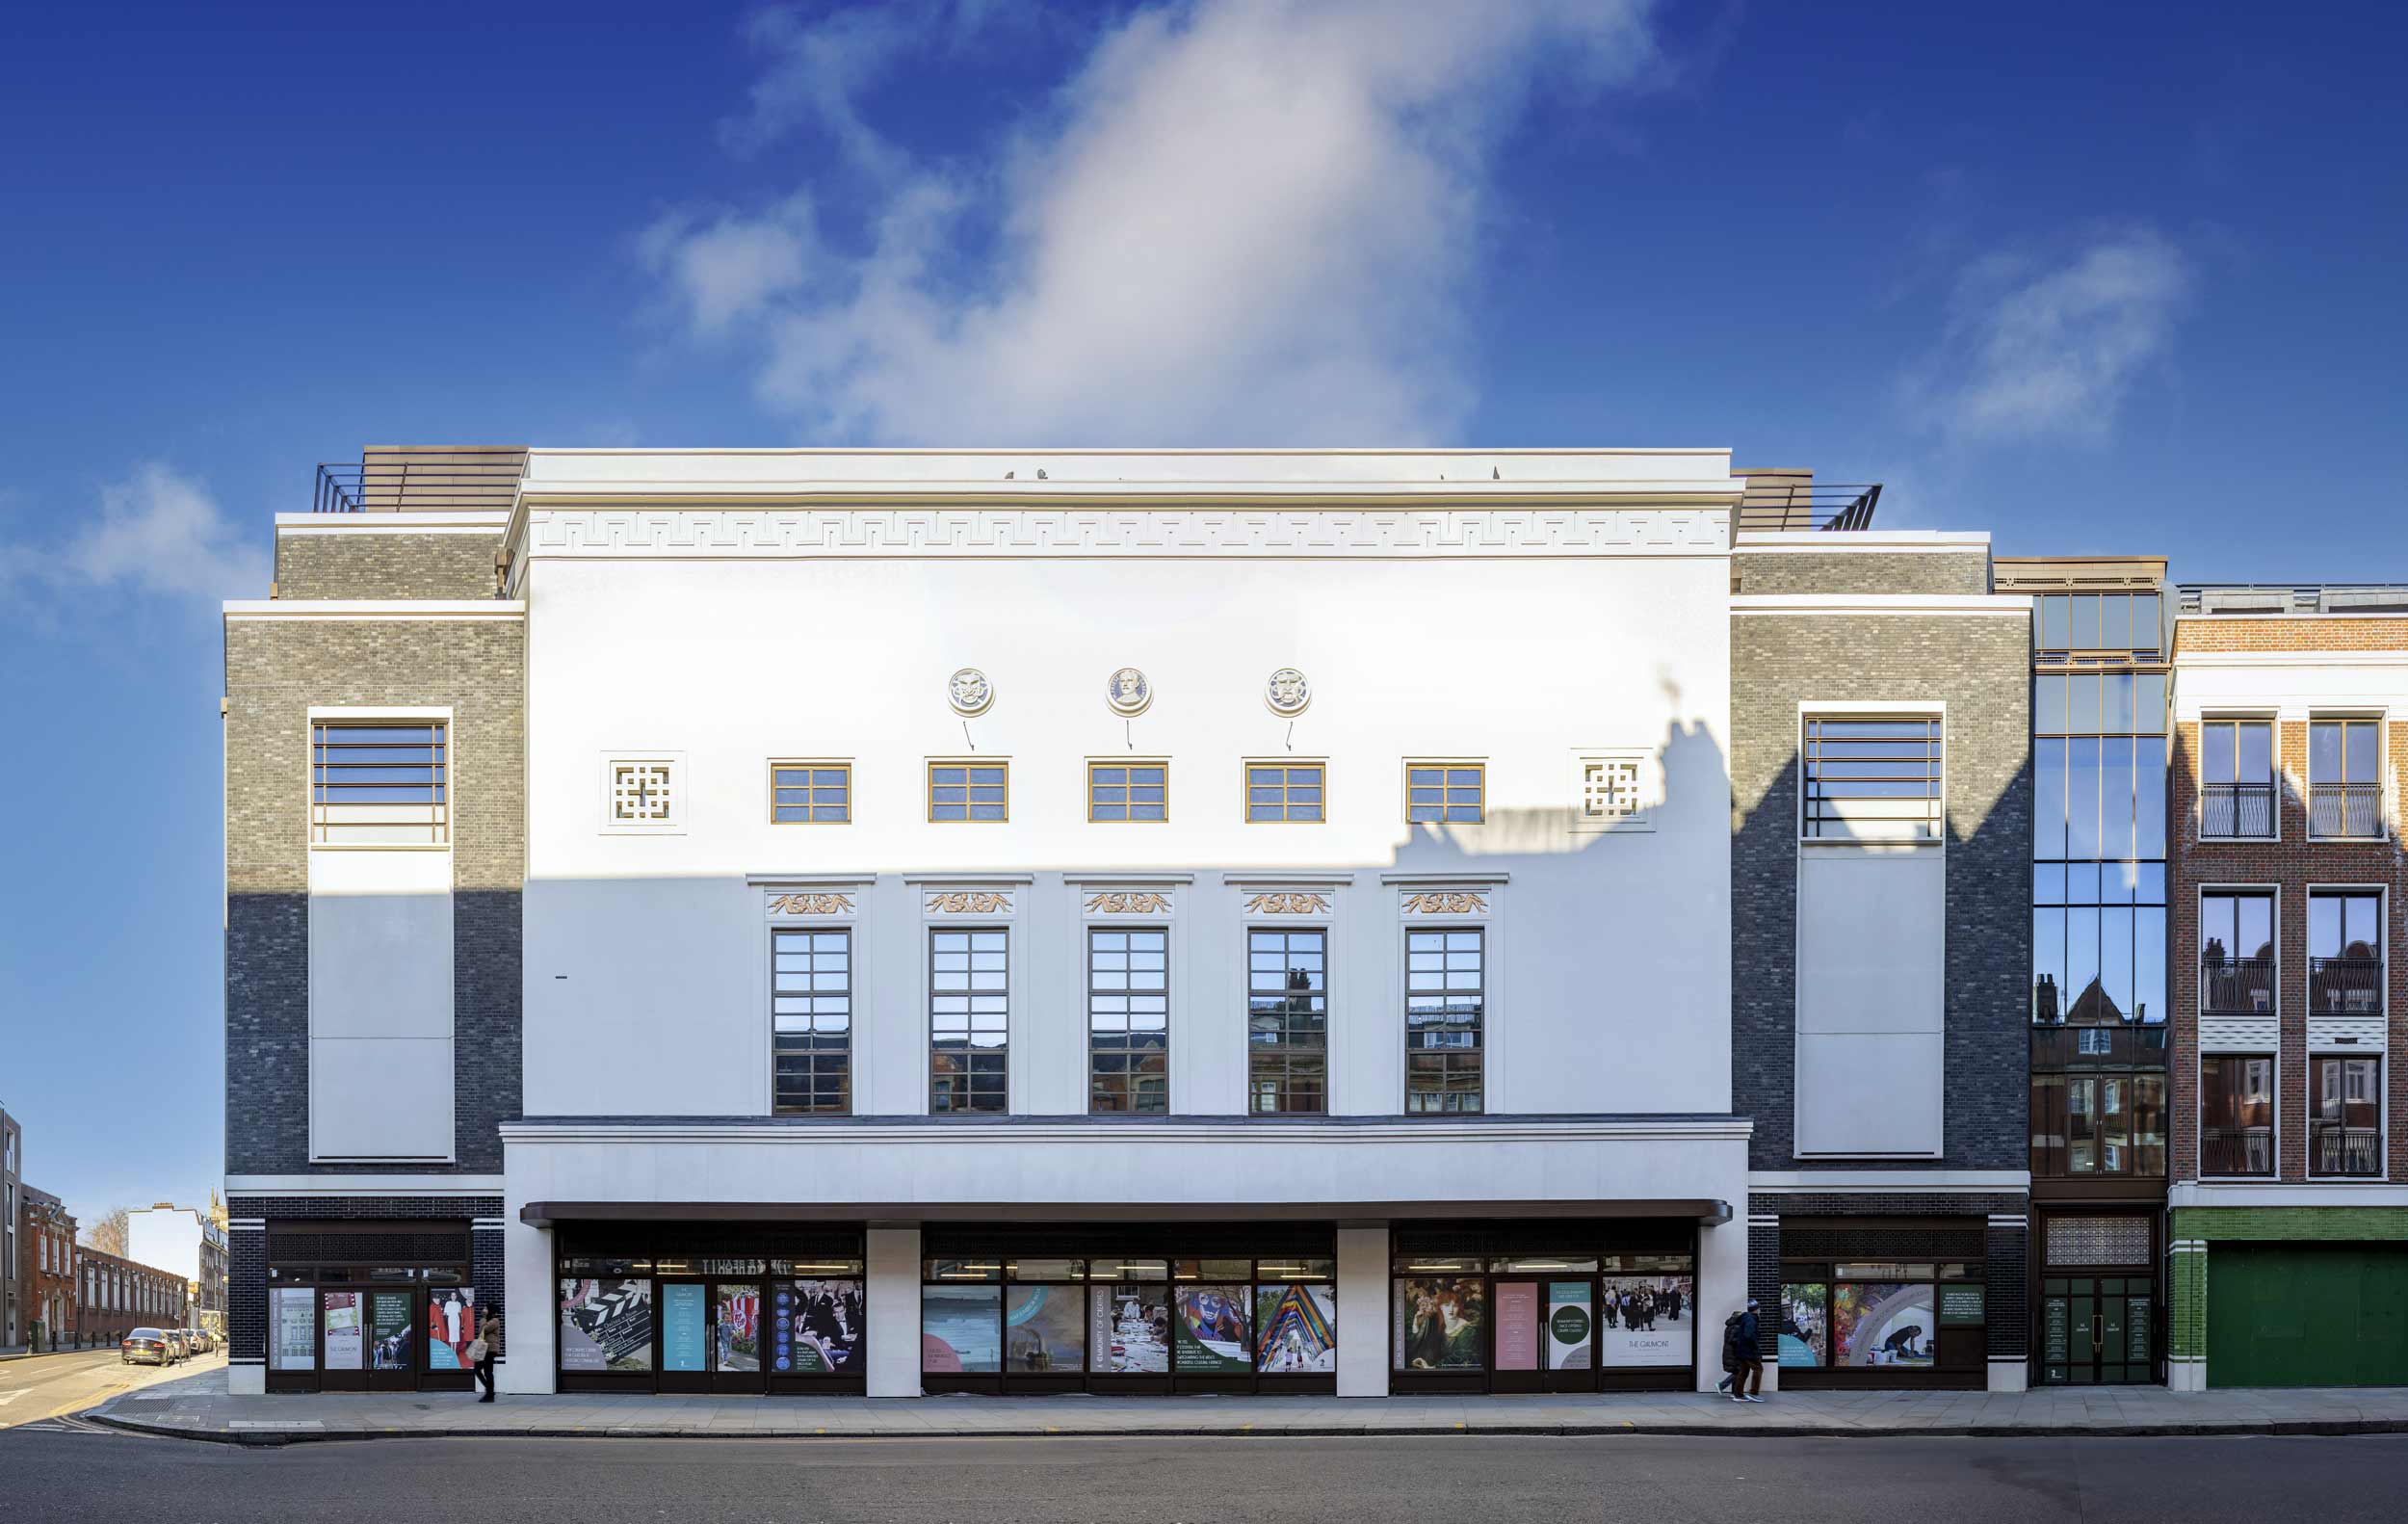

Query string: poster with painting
[561,1277,655,1373]
[922,1284,1002,1373]
[1172,1285,1252,1373]
[1254,1283,1336,1374]
[1779,1283,1829,1368]
[1835,1283,1934,1368]
[1005,1285,1086,1373]
[662,1284,707,1372]
[369,1290,415,1372]
[273,1287,316,1370]
[323,1291,364,1371]
[1394,1276,1485,1370]
[771,1280,861,1375]
[715,1285,761,1372]
[1545,1282,1593,1371]
[1089,1285,1170,1374]
[1596,1274,1692,1367]
[427,1287,476,1371]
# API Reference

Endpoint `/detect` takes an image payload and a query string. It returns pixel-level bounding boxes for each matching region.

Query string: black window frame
[1247,928,1327,1115]
[2198,1053,2276,1177]
[1404,927,1484,1115]
[772,926,852,1115]
[930,927,1009,1114]
[1800,716,1943,840]
[1087,926,1169,1115]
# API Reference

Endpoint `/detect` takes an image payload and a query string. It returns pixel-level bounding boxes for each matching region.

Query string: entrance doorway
[2040,1276,2152,1384]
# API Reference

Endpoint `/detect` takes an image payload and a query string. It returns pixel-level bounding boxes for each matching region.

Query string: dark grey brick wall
[274,531,502,600]
[1730,591,2031,1174]
[1735,550,1991,597]
[1985,1223,2028,1359]
[225,1196,505,1367]
[224,614,524,1176]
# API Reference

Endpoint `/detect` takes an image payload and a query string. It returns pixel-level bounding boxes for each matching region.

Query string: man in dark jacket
[1730,1300,1765,1401]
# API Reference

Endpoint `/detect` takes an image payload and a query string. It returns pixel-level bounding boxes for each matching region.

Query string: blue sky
[3,0,2403,1227]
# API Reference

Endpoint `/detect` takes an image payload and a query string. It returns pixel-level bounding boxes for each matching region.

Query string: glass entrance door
[658,1280,711,1393]
[2041,1276,2153,1384]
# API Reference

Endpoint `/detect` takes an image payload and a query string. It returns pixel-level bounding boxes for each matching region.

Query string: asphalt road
[5,1430,2408,1523]
[0,1348,222,1431]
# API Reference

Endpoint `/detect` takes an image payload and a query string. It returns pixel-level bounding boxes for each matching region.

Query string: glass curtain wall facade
[1999,559,2172,1388]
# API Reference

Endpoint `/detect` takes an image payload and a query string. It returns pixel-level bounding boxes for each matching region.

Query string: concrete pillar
[866,1224,923,1399]
[499,1220,554,1394]
[1697,1213,1753,1393]
[1335,1224,1387,1397]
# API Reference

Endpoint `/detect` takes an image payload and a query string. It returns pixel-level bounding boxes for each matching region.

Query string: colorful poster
[1779,1283,1829,1368]
[662,1284,707,1372]
[1172,1284,1252,1373]
[1596,1274,1691,1367]
[369,1291,415,1372]
[1545,1282,1593,1371]
[322,1292,363,1371]
[273,1287,316,1370]
[1494,1281,1539,1371]
[921,1284,1001,1373]
[1005,1285,1086,1373]
[1254,1283,1336,1374]
[771,1280,860,1375]
[1835,1283,1934,1368]
[715,1285,761,1372]
[427,1288,476,1371]
[1089,1285,1170,1374]
[1394,1276,1485,1370]
[561,1278,655,1373]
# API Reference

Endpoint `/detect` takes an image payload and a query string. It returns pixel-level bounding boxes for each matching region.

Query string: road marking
[0,1392,25,1405]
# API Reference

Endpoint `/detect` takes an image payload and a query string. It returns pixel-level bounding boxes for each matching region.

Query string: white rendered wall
[307,845,454,1160]
[864,1226,922,1399]
[1334,1226,1389,1397]
[1793,848,1945,1157]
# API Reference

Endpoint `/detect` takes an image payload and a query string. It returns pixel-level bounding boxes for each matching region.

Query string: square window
[1801,717,1941,840]
[311,720,449,845]
[1405,763,1484,824]
[929,761,1008,823]
[1247,763,1325,823]
[1089,761,1169,822]
[772,762,852,824]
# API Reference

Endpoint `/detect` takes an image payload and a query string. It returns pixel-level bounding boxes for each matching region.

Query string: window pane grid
[2309,1056,2382,1178]
[311,722,449,844]
[1247,764,1325,823]
[1404,930,1483,1114]
[772,929,851,1114]
[931,929,1008,1112]
[1088,929,1168,1114]
[1405,765,1484,824]
[929,763,1008,822]
[1248,930,1326,1113]
[1801,719,1941,839]
[772,764,851,824]
[1088,763,1168,823]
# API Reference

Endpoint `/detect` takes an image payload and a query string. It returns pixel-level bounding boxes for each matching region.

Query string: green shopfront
[2171,1207,2408,1388]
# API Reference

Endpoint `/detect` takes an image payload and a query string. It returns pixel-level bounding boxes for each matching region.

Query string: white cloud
[1912,230,2194,445]
[2,465,267,608]
[643,0,1662,444]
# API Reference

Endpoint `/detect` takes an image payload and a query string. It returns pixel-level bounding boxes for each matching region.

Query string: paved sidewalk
[85,1367,2408,1445]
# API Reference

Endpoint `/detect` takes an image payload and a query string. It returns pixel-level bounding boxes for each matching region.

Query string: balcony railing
[2201,958,2276,1015]
[2310,1124,2382,1178]
[2200,1127,2274,1176]
[313,447,528,513]
[2201,781,2276,838]
[2309,957,2384,1015]
[1735,482,1882,533]
[2309,781,2382,839]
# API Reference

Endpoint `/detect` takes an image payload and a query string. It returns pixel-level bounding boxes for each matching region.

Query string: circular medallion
[1264,667,1311,717]
[1105,667,1152,717]
[948,667,994,717]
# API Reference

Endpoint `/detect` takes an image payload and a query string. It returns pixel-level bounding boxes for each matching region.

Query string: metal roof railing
[1735,481,1881,534]
[313,447,528,513]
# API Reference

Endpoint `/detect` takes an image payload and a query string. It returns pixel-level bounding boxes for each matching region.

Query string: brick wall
[224,1196,507,1366]
[1734,550,1991,598]
[274,531,503,600]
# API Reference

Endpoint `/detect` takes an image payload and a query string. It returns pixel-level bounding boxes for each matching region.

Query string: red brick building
[75,1242,190,1346]
[18,1185,77,1350]
[2166,586,2408,1389]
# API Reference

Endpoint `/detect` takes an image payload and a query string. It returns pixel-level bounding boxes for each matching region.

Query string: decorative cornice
[1084,891,1171,914]
[768,892,854,916]
[1400,891,1487,915]
[1243,892,1331,915]
[926,890,1012,914]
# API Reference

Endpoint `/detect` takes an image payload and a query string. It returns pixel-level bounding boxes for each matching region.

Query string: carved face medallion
[1265,668,1311,717]
[948,668,994,716]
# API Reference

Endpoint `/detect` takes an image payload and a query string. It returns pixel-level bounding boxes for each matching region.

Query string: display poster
[2041,1297,2071,1364]
[1546,1282,1593,1371]
[1938,1285,1986,1327]
[1394,1275,1485,1371]
[1005,1285,1086,1373]
[322,1292,364,1371]
[1493,1282,1539,1371]
[1089,1285,1170,1374]
[2126,1297,2151,1362]
[1835,1282,1934,1368]
[662,1284,708,1372]
[1172,1284,1253,1374]
[369,1291,415,1371]
[427,1288,477,1371]
[273,1287,316,1370]
[1255,1283,1336,1374]
[561,1278,655,1374]
[714,1286,761,1372]
[921,1284,1002,1373]
[1597,1274,1692,1367]
[1779,1283,1829,1368]
[772,1280,860,1375]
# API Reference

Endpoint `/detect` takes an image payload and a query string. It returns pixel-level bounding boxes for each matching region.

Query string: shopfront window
[925,1253,1334,1383]
[560,1277,656,1373]
[1777,1264,1971,1371]
[1393,1258,1486,1372]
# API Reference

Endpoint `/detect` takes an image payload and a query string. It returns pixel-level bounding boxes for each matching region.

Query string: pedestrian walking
[468,1314,501,1403]
[1729,1299,1764,1402]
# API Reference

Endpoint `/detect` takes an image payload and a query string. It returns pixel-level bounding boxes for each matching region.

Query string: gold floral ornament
[1084,891,1170,914]
[926,891,1012,914]
[1243,892,1330,914]
[768,893,854,916]
[1400,891,1486,915]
